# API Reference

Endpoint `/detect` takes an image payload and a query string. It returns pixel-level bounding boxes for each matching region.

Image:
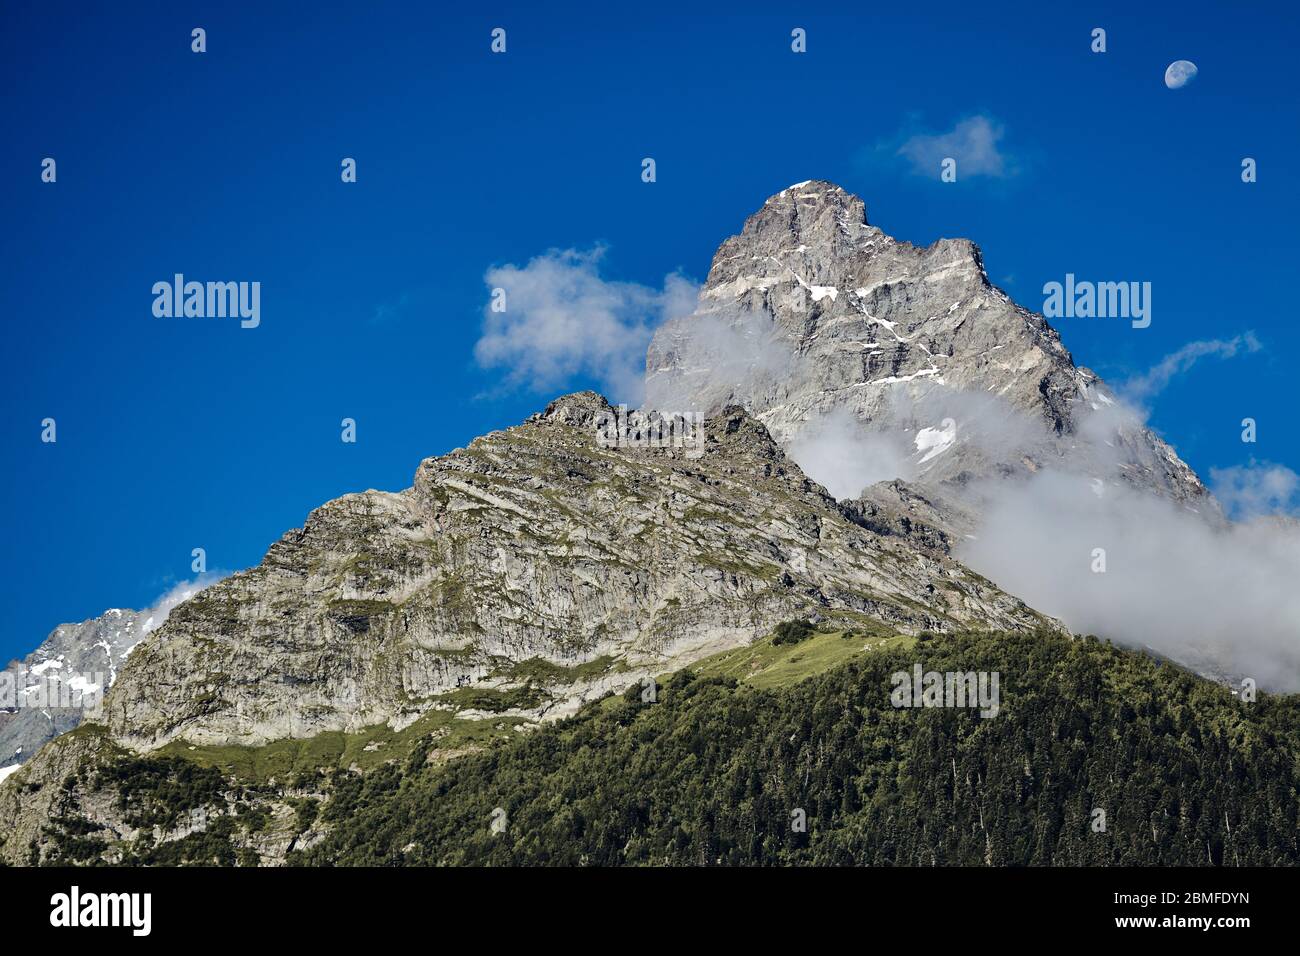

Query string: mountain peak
[764,179,864,213]
[649,183,1213,514]
[539,390,614,427]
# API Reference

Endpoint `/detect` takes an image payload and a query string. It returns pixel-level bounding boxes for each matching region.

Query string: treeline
[292,631,1300,866]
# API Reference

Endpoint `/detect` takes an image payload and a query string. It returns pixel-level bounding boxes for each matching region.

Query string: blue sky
[3,1,1297,662]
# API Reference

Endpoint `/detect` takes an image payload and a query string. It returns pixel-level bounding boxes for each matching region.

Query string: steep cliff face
[645,181,1212,512]
[99,392,1052,753]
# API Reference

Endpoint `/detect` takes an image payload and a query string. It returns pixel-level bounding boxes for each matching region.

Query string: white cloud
[787,408,915,499]
[142,574,226,635]
[960,464,1300,690]
[1210,461,1300,520]
[1120,332,1261,408]
[645,306,799,417]
[926,387,1300,689]
[475,247,699,403]
[896,115,1012,179]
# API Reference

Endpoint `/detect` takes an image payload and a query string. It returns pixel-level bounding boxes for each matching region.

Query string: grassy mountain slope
[8,628,1298,866]
[294,630,1300,866]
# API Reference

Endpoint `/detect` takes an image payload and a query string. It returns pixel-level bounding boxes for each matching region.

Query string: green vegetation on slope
[154,708,530,784]
[681,625,912,690]
[24,628,1300,867]
[290,630,1300,866]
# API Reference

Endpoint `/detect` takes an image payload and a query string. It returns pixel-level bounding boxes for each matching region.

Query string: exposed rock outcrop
[1,608,152,771]
[646,181,1214,519]
[100,394,1054,752]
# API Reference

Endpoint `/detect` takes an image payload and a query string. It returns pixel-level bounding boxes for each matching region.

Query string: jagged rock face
[102,392,1052,751]
[645,181,1212,511]
[0,608,152,771]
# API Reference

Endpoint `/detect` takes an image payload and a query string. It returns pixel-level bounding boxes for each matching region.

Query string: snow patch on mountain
[915,419,957,464]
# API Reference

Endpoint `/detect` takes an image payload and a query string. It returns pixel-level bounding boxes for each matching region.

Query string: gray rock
[645,181,1215,524]
[99,393,1056,752]
[1,608,153,771]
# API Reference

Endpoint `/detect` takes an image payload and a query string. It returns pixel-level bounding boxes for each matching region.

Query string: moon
[1165,60,1198,90]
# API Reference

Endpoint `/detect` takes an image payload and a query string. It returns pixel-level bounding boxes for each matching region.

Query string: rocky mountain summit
[101,392,1052,753]
[0,607,153,776]
[646,181,1214,522]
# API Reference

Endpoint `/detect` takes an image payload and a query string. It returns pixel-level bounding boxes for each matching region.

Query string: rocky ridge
[100,392,1053,753]
[645,181,1215,520]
